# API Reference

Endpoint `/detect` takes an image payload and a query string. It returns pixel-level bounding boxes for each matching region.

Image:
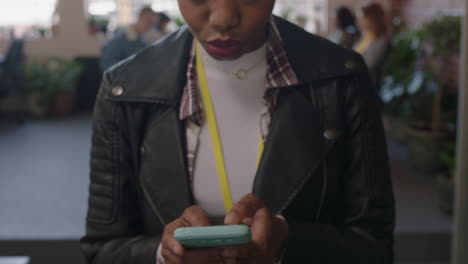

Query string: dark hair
[361,2,388,35]
[158,12,171,24]
[139,6,156,18]
[335,6,356,30]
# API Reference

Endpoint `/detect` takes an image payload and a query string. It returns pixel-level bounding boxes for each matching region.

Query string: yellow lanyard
[195,41,264,214]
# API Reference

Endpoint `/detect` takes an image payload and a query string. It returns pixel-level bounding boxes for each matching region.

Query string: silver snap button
[112,86,124,96]
[324,129,338,140]
[140,146,145,154]
[345,60,356,70]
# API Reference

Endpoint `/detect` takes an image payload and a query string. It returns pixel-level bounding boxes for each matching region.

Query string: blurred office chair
[0,39,26,123]
[0,39,24,95]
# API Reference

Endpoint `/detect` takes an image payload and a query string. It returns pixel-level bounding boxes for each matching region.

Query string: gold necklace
[202,52,266,80]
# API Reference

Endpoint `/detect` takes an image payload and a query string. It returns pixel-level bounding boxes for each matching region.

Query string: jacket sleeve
[283,55,395,264]
[80,73,161,264]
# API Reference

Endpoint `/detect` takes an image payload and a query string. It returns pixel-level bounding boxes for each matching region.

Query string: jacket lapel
[253,85,336,214]
[139,109,192,224]
[105,27,195,224]
[252,18,353,214]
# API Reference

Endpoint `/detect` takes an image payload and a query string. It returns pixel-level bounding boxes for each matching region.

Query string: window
[0,0,57,26]
[150,0,180,17]
[274,0,327,33]
[0,0,58,39]
[87,0,118,16]
[85,0,174,28]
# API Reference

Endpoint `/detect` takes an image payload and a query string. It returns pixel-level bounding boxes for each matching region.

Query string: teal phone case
[174,225,251,248]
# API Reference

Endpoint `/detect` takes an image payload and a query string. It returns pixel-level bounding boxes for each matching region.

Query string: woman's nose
[209,0,240,33]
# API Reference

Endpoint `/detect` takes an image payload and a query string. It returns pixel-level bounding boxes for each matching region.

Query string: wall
[0,0,100,60]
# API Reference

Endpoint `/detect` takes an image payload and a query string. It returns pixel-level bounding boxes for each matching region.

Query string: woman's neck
[198,39,268,83]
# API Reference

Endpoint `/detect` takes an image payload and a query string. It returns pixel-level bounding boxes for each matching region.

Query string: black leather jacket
[81,18,395,264]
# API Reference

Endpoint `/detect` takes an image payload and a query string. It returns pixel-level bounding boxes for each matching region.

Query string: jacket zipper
[315,161,327,221]
[277,160,328,215]
[278,86,329,217]
[140,173,167,226]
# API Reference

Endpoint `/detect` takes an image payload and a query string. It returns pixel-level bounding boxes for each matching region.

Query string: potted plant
[437,141,456,214]
[404,78,445,172]
[417,15,461,136]
[88,16,109,35]
[380,29,430,143]
[404,15,461,172]
[25,57,83,117]
[174,17,185,28]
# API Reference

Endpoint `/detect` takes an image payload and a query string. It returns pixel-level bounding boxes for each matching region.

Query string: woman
[81,0,395,263]
[100,7,159,71]
[328,6,360,49]
[354,2,390,86]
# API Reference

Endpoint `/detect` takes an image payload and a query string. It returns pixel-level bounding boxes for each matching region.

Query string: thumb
[182,206,211,227]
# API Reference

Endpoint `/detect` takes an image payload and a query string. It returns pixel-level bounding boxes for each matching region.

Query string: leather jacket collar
[104,17,360,105]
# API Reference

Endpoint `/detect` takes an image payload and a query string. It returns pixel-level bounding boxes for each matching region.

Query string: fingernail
[222,248,237,258]
[225,212,236,224]
[242,217,253,225]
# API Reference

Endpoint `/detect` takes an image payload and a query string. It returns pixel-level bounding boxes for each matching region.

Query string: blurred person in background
[144,12,172,43]
[157,12,171,35]
[81,0,395,263]
[328,6,360,49]
[354,2,390,86]
[99,7,158,72]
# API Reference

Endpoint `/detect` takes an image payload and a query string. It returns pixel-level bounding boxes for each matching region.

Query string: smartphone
[174,225,251,248]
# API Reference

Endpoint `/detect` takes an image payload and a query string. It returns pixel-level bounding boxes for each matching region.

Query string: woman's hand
[222,194,289,264]
[161,206,222,264]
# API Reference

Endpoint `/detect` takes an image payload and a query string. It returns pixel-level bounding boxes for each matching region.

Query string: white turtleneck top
[192,43,268,221]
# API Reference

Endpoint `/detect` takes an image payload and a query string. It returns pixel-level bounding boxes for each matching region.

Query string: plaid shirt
[180,18,299,178]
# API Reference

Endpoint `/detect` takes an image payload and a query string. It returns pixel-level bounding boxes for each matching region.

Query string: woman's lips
[205,39,242,58]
